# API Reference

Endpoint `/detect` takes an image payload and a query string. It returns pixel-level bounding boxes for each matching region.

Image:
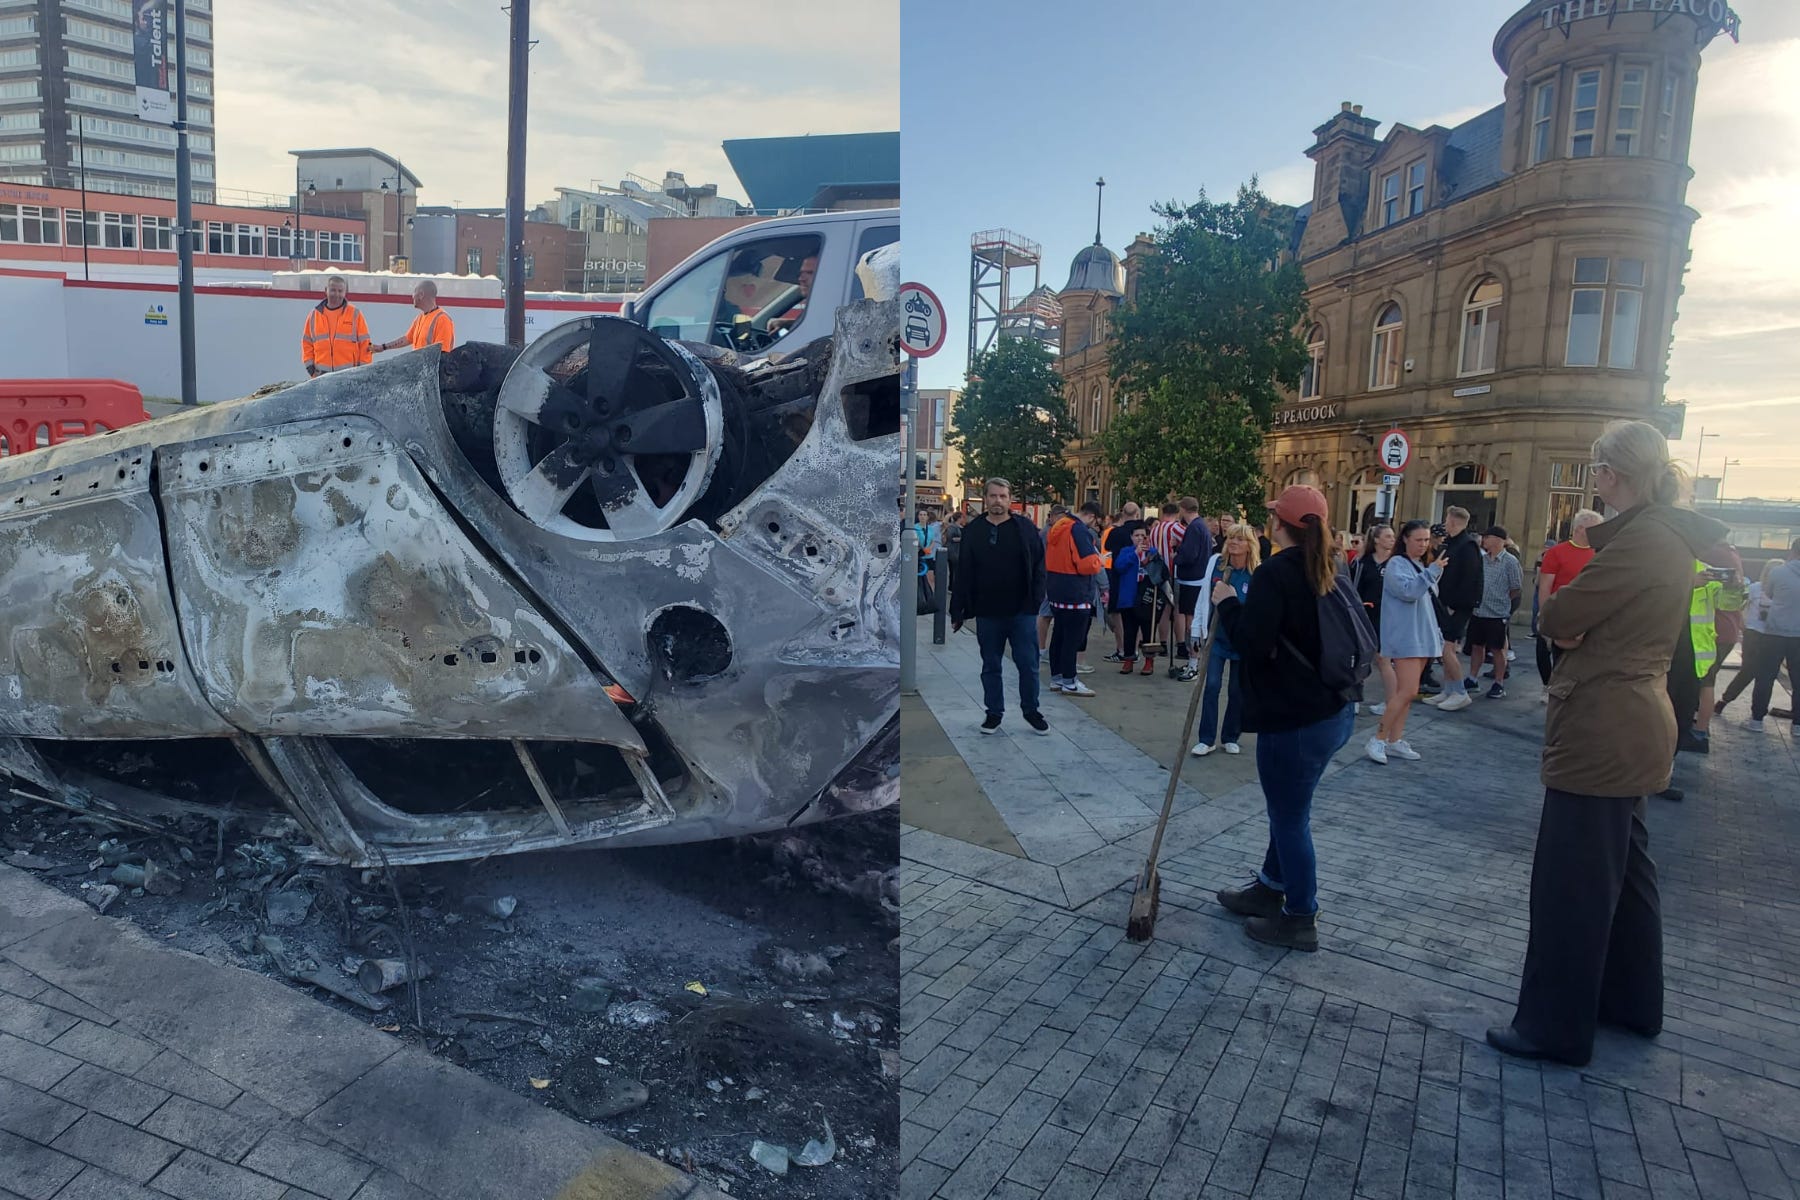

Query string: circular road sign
[1378,428,1412,473]
[899,282,946,358]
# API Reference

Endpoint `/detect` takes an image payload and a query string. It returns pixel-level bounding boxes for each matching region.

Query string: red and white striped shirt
[1150,518,1185,567]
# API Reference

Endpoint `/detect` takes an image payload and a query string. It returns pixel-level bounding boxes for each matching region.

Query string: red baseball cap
[1267,484,1329,528]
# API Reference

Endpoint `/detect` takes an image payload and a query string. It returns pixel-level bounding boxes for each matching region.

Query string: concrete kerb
[0,865,727,1200]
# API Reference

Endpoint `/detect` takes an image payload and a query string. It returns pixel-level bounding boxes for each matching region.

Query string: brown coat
[1539,504,1729,797]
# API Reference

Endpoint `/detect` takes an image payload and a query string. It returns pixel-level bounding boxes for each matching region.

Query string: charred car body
[0,269,901,865]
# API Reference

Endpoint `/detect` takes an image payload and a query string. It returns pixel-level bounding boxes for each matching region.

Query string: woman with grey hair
[1488,420,1728,1067]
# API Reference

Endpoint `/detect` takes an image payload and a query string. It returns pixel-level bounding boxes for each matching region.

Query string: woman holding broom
[1209,485,1356,952]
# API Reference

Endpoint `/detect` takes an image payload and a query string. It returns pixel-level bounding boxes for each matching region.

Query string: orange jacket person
[301,274,372,377]
[375,281,455,354]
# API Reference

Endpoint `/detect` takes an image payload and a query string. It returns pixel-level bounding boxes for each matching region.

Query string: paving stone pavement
[0,865,725,1200]
[902,623,1800,1199]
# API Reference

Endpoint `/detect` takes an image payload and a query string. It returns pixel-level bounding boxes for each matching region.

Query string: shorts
[1177,583,1203,617]
[1464,616,1509,651]
[1438,606,1473,643]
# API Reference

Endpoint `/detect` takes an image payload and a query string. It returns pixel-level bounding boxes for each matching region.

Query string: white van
[624,208,898,356]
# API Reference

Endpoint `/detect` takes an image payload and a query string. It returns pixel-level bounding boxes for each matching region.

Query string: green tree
[947,337,1077,502]
[1101,182,1309,514]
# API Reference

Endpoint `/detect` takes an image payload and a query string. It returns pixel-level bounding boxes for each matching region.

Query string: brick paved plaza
[900,626,1800,1199]
[0,865,726,1200]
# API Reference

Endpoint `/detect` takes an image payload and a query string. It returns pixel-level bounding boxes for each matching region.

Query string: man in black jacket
[951,478,1050,735]
[1171,495,1216,681]
[1428,505,1480,712]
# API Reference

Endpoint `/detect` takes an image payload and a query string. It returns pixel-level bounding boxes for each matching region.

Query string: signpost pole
[900,356,919,696]
[897,282,947,696]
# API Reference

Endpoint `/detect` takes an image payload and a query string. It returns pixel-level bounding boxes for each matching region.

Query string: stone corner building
[1275,0,1738,545]
[1059,0,1738,540]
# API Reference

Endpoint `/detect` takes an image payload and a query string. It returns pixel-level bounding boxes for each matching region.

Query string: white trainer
[1062,681,1096,697]
[1746,717,1765,731]
[1191,742,1215,757]
[1368,702,1386,716]
[1436,691,1473,713]
[1223,742,1241,755]
[1386,739,1422,761]
[1366,736,1388,765]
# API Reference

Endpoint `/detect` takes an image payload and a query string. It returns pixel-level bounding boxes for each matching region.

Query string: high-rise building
[0,0,215,202]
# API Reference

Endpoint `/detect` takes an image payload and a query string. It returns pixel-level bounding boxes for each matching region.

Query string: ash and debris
[0,781,899,1200]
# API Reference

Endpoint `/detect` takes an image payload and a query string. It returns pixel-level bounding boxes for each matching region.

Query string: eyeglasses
[1590,462,1612,474]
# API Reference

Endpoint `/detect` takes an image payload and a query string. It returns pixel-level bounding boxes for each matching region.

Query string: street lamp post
[1693,427,1720,477]
[292,169,314,270]
[1720,458,1742,501]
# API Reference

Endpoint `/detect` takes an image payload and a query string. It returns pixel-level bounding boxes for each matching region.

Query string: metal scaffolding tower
[969,229,1042,364]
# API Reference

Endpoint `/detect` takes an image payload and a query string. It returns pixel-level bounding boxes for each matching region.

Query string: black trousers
[1536,636,1557,686]
[1511,790,1663,1061]
[1667,620,1699,740]
[1047,607,1088,680]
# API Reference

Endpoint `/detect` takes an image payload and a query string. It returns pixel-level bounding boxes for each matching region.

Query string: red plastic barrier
[0,379,152,458]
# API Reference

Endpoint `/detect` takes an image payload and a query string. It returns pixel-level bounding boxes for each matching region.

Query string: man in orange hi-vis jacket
[301,274,372,378]
[375,280,455,355]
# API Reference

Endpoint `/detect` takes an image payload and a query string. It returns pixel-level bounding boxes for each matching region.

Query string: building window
[1608,258,1644,369]
[206,221,226,254]
[1565,256,1645,369]
[1369,302,1402,390]
[1614,66,1646,155]
[1544,461,1591,545]
[1379,170,1400,227]
[0,45,36,68]
[1458,277,1502,376]
[1657,73,1680,159]
[1,204,60,244]
[101,211,135,248]
[63,209,97,247]
[524,252,535,278]
[467,247,482,275]
[235,223,262,257]
[1093,311,1108,342]
[1531,80,1556,166]
[1406,160,1427,217]
[1435,464,1498,527]
[1300,325,1325,400]
[1570,68,1601,158]
[143,214,173,251]
[1286,468,1322,488]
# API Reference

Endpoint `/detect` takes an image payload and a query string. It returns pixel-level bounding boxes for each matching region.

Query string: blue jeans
[1195,649,1244,747]
[975,614,1041,717]
[1254,704,1355,915]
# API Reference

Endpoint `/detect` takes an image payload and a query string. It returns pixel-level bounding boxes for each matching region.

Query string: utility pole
[503,0,530,346]
[173,0,196,406]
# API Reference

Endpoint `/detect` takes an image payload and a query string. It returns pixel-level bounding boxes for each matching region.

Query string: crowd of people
[939,420,1799,1064]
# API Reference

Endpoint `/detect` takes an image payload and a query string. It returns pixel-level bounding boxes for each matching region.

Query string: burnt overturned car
[0,296,900,866]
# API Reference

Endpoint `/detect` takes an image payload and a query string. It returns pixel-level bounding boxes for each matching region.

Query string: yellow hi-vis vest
[1691,560,1721,679]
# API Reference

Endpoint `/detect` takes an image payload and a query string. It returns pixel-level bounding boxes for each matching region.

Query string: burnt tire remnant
[648,606,732,683]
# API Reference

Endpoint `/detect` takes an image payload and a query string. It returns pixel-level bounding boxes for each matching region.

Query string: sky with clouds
[213,0,897,208]
[902,0,1800,500]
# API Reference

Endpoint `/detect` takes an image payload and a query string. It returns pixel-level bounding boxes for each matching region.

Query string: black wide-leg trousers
[1510,789,1663,1062]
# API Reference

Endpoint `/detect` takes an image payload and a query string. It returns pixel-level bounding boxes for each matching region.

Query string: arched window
[1090,384,1103,434]
[1286,467,1321,488]
[1369,302,1402,390]
[1300,324,1325,400]
[1093,311,1109,342]
[1459,277,1502,376]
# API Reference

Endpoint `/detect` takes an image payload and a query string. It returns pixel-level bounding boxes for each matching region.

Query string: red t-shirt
[1539,540,1596,595]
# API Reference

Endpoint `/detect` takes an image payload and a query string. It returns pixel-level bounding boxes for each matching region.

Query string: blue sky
[902,0,1800,499]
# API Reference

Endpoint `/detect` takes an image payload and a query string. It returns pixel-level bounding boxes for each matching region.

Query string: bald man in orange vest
[375,281,455,355]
